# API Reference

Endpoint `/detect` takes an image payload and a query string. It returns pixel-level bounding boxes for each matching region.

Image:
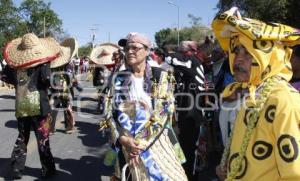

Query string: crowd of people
[1,6,300,181]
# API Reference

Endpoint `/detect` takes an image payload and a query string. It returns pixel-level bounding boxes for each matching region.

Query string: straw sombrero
[3,33,60,69]
[50,37,79,68]
[90,43,120,67]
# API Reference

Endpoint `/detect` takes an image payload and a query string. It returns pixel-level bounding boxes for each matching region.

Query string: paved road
[0,74,113,181]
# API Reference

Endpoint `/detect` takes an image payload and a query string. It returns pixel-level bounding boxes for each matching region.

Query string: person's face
[232,45,253,82]
[157,56,164,64]
[125,42,148,67]
[112,52,121,64]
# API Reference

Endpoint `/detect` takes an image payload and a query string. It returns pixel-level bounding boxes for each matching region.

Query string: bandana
[212,7,300,103]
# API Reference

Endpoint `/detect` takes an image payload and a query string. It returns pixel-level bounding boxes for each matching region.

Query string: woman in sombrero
[4,33,60,179]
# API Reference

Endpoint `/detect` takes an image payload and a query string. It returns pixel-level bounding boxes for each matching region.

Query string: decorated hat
[3,33,60,69]
[212,7,300,52]
[212,7,300,101]
[50,37,79,68]
[90,43,120,66]
[118,32,137,47]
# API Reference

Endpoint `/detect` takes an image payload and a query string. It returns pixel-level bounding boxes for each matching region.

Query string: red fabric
[149,52,159,61]
[195,51,207,62]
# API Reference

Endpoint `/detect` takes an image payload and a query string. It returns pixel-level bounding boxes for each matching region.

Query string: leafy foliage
[154,14,212,48]
[0,0,64,61]
[0,0,27,60]
[18,0,63,37]
[78,44,92,58]
[216,0,300,28]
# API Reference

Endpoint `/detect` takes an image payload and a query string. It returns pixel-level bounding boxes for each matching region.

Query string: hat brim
[90,43,120,65]
[4,37,60,69]
[50,38,78,68]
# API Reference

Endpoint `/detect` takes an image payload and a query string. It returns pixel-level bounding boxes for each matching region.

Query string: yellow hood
[212,7,300,101]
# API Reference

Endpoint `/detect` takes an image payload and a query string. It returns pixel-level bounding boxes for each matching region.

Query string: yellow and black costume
[212,7,300,180]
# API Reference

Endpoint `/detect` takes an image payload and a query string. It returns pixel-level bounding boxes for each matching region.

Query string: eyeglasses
[124,45,145,53]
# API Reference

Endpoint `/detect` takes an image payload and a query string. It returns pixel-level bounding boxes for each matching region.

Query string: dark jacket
[14,63,51,118]
[165,53,205,121]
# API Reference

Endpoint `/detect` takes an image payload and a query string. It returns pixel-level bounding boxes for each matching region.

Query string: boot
[65,109,75,134]
[11,168,22,180]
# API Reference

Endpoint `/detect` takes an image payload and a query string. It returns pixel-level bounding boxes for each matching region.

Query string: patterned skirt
[123,130,188,181]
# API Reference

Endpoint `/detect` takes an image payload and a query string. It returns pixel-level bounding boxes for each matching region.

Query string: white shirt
[129,75,152,110]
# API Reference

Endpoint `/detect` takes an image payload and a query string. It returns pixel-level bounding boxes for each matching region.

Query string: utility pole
[43,16,46,37]
[168,1,180,46]
[90,27,98,48]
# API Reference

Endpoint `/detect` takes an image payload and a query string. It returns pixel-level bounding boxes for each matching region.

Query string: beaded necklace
[220,76,280,180]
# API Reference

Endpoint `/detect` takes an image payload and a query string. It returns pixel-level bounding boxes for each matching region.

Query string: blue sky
[14,0,219,46]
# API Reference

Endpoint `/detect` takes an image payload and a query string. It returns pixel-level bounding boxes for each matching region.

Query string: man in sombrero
[3,33,60,179]
[90,43,120,113]
[212,7,300,181]
[49,37,78,134]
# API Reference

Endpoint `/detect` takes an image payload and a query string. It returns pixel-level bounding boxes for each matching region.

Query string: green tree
[0,0,27,61]
[78,44,92,58]
[187,14,202,27]
[154,14,212,48]
[0,0,65,62]
[154,28,172,47]
[216,0,300,28]
[18,0,63,37]
[285,0,300,28]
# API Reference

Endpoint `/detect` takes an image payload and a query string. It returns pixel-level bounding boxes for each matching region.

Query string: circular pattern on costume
[243,107,258,127]
[216,13,228,20]
[228,16,237,26]
[253,40,274,53]
[239,23,251,30]
[252,141,273,160]
[277,134,299,163]
[264,105,276,123]
[228,153,248,179]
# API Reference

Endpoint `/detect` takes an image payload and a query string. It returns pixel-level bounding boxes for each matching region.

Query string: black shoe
[11,169,22,180]
[41,168,56,179]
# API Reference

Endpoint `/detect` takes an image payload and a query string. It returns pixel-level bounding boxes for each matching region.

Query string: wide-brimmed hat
[3,33,60,69]
[90,43,120,66]
[50,37,78,68]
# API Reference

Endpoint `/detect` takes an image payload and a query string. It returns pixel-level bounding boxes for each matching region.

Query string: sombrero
[50,37,79,68]
[3,33,60,69]
[90,43,120,67]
